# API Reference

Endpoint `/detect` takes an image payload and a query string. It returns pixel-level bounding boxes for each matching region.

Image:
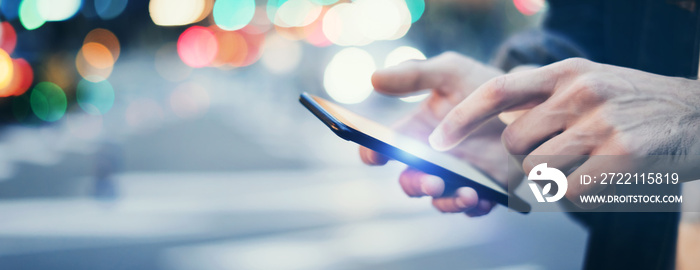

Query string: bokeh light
[95,0,128,20]
[177,26,218,68]
[236,26,266,67]
[2,0,22,20]
[77,28,120,82]
[19,0,46,30]
[0,58,33,97]
[82,42,114,69]
[513,0,545,16]
[324,47,376,104]
[43,54,76,90]
[10,58,34,96]
[155,42,192,81]
[359,0,402,41]
[76,44,113,82]
[322,0,411,46]
[36,0,81,21]
[303,8,331,47]
[405,0,425,23]
[384,46,426,68]
[0,49,14,90]
[84,28,121,61]
[266,0,286,26]
[77,79,115,115]
[276,0,323,27]
[261,33,302,74]
[274,24,308,41]
[169,82,210,119]
[0,22,18,54]
[213,0,256,31]
[210,27,249,67]
[30,82,67,122]
[149,0,207,26]
[248,6,273,34]
[322,3,368,46]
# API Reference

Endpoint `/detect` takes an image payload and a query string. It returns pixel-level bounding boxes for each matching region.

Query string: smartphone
[299,92,530,213]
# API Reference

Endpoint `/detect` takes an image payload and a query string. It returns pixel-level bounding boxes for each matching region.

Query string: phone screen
[311,95,508,196]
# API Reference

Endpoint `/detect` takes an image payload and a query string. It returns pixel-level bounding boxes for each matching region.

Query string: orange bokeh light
[0,58,34,97]
[210,27,249,67]
[82,42,114,69]
[84,28,120,61]
[237,26,266,67]
[76,47,113,82]
[0,49,13,90]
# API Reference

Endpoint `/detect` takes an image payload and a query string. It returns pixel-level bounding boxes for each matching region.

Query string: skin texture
[429,57,700,208]
[359,52,524,216]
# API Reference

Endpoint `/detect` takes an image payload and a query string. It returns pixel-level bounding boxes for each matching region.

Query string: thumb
[359,146,389,165]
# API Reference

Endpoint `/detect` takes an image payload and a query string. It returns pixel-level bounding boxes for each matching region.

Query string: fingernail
[428,130,447,151]
[420,175,444,197]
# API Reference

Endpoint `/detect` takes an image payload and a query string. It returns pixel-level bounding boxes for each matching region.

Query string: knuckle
[560,57,591,72]
[482,75,508,103]
[570,74,609,102]
[437,51,462,61]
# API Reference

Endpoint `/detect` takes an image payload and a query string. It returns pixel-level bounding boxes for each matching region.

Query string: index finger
[428,64,565,151]
[372,52,482,96]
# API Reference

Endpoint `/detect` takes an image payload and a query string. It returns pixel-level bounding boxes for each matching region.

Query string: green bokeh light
[19,0,46,30]
[77,79,115,115]
[405,0,425,23]
[30,82,67,122]
[213,0,256,31]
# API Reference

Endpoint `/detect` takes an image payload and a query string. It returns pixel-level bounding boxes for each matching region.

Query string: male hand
[429,58,700,207]
[360,52,523,216]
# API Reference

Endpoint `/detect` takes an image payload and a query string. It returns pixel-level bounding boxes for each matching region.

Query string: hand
[429,58,700,207]
[360,52,523,216]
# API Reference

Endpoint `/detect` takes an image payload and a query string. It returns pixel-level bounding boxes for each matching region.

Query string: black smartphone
[300,92,530,213]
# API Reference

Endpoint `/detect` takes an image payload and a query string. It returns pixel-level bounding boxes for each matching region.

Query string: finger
[428,69,557,151]
[501,103,568,156]
[522,117,611,174]
[498,109,528,125]
[521,134,591,176]
[399,168,445,197]
[430,58,596,151]
[431,187,479,213]
[465,200,495,217]
[371,52,479,96]
[359,146,389,166]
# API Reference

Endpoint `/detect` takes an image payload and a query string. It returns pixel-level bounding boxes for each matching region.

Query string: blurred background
[0,0,588,269]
